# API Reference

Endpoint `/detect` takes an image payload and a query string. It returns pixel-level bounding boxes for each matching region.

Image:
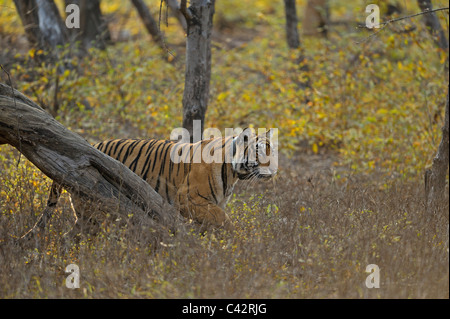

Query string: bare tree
[179,0,216,142]
[284,0,300,49]
[283,0,311,90]
[65,0,111,50]
[13,0,68,54]
[425,84,449,218]
[131,0,165,50]
[417,0,449,50]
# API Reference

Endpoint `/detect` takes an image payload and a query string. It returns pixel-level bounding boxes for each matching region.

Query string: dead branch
[131,0,165,48]
[179,0,193,22]
[0,83,181,233]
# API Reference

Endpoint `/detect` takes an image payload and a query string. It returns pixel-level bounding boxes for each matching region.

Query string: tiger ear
[232,130,246,156]
[266,128,274,139]
[234,128,245,143]
[233,128,252,149]
[241,127,256,137]
[236,127,255,140]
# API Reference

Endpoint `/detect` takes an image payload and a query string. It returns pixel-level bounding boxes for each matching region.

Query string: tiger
[40,128,277,234]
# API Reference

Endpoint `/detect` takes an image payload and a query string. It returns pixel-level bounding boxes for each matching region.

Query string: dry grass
[0,151,448,298]
[0,0,449,299]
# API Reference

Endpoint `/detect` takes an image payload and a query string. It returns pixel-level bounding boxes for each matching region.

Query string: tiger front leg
[177,196,234,231]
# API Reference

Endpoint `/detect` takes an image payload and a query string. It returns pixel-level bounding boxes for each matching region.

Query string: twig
[157,1,178,61]
[53,71,59,116]
[159,0,164,30]
[180,0,193,22]
[356,7,449,44]
[166,0,169,28]
[359,7,449,29]
[382,7,448,27]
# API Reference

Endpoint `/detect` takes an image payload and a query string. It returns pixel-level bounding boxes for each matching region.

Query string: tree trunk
[425,84,449,219]
[303,0,329,38]
[283,0,311,91]
[65,0,111,50]
[417,0,449,50]
[283,0,300,49]
[181,0,215,142]
[13,0,68,53]
[0,83,180,231]
[131,0,165,50]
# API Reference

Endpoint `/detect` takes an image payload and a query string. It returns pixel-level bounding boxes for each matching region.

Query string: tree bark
[425,84,449,218]
[13,0,68,52]
[181,0,215,142]
[131,0,165,50]
[283,0,311,91]
[0,83,180,230]
[417,0,449,50]
[65,0,111,50]
[283,0,300,49]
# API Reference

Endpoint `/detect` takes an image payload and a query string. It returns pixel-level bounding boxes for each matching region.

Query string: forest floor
[0,0,449,298]
[0,147,447,298]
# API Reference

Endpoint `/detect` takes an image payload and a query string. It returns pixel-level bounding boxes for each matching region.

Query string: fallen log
[0,83,181,235]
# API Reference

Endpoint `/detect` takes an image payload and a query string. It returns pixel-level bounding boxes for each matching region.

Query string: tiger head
[231,128,278,180]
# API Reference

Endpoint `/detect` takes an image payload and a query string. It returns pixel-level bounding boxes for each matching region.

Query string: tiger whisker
[244,172,259,191]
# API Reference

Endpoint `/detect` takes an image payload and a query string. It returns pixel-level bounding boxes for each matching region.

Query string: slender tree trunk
[284,0,300,49]
[80,0,111,49]
[14,0,68,52]
[65,0,111,50]
[283,0,311,91]
[425,85,449,218]
[417,0,449,50]
[131,0,165,50]
[13,0,41,49]
[181,0,215,142]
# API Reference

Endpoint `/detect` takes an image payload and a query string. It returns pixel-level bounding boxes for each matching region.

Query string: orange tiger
[42,128,277,232]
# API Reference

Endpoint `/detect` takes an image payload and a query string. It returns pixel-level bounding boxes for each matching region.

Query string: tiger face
[231,128,277,180]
